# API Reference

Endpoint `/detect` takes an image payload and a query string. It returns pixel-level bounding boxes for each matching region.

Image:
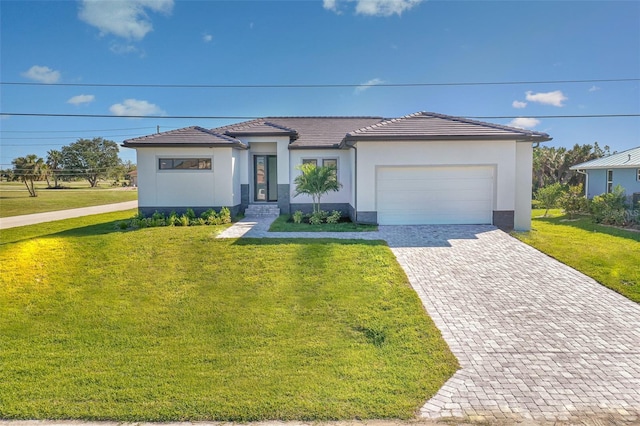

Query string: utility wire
[0,126,155,133]
[2,133,152,140]
[1,112,639,120]
[1,78,638,89]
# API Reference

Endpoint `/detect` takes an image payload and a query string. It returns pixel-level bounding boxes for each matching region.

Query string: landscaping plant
[293,163,341,214]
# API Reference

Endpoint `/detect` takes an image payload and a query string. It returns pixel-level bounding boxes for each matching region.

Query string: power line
[0,126,154,133]
[1,78,638,89]
[2,133,151,140]
[1,112,639,120]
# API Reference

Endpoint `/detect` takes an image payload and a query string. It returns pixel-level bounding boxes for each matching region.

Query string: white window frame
[637,169,640,181]
[606,169,613,193]
[301,158,317,167]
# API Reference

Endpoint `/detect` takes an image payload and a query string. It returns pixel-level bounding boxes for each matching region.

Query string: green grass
[0,181,137,217]
[515,209,640,303]
[269,214,378,232]
[0,213,457,420]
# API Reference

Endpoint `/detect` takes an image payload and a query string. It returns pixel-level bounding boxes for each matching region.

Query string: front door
[254,155,278,202]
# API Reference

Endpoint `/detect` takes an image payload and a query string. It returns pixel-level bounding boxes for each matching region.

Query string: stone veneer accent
[240,184,249,214]
[277,184,290,215]
[139,205,241,218]
[355,211,378,225]
[492,210,514,231]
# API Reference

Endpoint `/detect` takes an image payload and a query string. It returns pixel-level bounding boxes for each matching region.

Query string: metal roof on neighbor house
[344,112,552,143]
[122,126,247,148]
[570,146,640,170]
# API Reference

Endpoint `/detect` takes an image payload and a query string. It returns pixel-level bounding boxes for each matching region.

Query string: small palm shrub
[590,185,629,225]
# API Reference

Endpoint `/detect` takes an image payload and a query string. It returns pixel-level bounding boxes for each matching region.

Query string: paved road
[220,216,640,424]
[0,200,138,229]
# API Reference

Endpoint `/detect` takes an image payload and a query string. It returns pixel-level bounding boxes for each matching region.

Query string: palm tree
[293,163,342,214]
[12,154,46,197]
[46,149,63,188]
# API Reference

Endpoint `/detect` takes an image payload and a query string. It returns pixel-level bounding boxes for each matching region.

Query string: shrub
[219,207,231,224]
[534,182,564,217]
[309,210,327,225]
[185,208,197,221]
[292,210,304,224]
[559,184,588,219]
[590,185,629,225]
[326,210,341,224]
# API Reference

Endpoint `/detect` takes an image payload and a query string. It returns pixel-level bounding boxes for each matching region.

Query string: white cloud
[110,99,165,116]
[525,90,568,107]
[323,0,338,12]
[78,0,174,40]
[588,85,600,92]
[21,65,61,84]
[67,94,95,105]
[512,100,527,109]
[509,117,541,129]
[203,33,213,43]
[325,0,422,16]
[110,43,139,55]
[355,78,385,94]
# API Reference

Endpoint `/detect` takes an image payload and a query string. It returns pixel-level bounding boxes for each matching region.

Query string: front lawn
[0,181,137,217]
[0,213,457,420]
[515,209,640,303]
[269,214,378,232]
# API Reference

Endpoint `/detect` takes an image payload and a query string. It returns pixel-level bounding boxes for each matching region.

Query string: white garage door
[376,166,494,225]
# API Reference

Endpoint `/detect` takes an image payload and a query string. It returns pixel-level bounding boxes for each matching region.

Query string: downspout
[575,169,588,196]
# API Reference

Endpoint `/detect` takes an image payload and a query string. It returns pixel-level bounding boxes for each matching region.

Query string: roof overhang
[341,134,551,147]
[122,142,248,149]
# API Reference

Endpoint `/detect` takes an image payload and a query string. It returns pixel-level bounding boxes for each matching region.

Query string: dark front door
[254,155,278,202]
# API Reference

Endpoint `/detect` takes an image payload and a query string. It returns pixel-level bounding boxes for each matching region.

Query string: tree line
[4,138,135,197]
[532,142,609,192]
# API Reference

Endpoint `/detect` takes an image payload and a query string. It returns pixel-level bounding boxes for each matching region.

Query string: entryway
[254,155,278,202]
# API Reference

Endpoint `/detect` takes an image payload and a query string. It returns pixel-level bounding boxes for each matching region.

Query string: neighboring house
[127,170,138,187]
[570,146,640,205]
[122,111,551,231]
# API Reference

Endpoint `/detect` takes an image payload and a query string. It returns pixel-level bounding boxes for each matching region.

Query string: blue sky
[1,0,639,166]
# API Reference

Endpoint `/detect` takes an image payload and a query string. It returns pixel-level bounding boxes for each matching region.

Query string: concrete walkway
[219,216,640,424]
[0,201,138,229]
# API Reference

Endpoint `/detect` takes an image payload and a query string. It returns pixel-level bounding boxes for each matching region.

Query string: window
[607,169,613,193]
[322,158,337,169]
[637,169,640,181]
[159,158,211,170]
[302,159,317,166]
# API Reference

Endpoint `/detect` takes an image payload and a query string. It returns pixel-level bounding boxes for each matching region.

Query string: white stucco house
[570,146,640,207]
[122,112,551,231]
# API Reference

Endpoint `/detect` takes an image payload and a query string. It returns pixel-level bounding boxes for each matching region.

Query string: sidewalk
[0,200,138,230]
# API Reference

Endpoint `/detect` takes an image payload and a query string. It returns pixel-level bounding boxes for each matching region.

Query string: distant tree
[46,149,64,188]
[61,138,121,187]
[534,182,564,217]
[533,142,610,193]
[293,163,342,214]
[12,154,46,197]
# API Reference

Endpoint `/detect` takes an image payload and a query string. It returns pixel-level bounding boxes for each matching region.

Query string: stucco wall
[354,139,529,228]
[515,142,533,231]
[288,149,353,206]
[587,168,640,200]
[136,146,237,208]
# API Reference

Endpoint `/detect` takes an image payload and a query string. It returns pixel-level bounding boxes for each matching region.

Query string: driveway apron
[219,218,640,423]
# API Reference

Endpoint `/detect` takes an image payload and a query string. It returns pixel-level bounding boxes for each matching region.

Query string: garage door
[376,166,494,225]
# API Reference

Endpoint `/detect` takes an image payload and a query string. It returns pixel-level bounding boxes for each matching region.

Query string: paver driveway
[219,219,640,423]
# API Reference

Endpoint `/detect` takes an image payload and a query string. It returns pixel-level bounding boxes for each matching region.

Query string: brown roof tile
[345,112,552,142]
[213,117,383,148]
[122,126,247,148]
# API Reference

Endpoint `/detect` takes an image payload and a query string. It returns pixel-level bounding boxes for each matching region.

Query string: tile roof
[570,146,640,169]
[122,126,247,148]
[212,117,384,148]
[344,112,552,143]
[122,112,552,150]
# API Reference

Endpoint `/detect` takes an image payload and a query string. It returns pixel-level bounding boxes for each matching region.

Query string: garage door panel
[376,166,494,225]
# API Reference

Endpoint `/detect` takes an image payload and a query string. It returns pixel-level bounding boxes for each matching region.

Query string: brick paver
[219,217,640,424]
